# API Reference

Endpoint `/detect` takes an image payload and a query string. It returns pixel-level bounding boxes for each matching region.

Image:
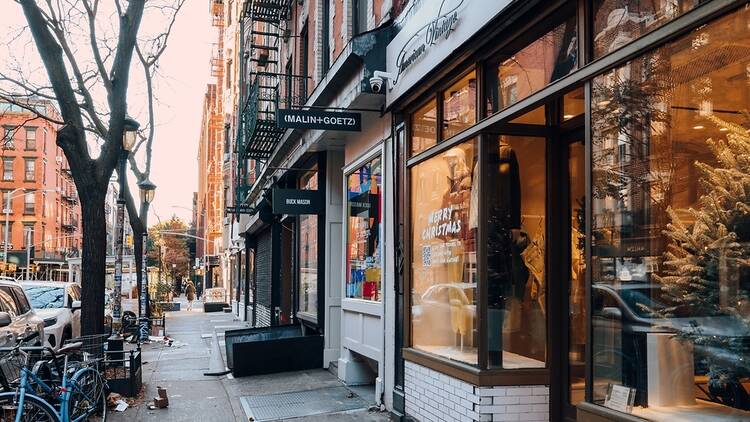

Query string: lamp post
[3,187,24,271]
[109,116,139,353]
[137,178,155,343]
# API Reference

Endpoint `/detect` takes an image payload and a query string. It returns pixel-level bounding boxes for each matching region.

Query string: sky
[0,1,213,226]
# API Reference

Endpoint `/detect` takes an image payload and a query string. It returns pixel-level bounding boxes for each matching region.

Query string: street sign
[277,109,361,131]
[272,189,322,215]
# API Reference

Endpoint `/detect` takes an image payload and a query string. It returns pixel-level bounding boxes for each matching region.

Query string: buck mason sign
[386,0,512,106]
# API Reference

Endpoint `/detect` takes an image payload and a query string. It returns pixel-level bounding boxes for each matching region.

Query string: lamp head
[138,178,156,205]
[122,115,140,152]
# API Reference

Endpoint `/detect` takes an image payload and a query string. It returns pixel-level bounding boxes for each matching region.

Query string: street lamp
[110,116,139,351]
[137,178,155,343]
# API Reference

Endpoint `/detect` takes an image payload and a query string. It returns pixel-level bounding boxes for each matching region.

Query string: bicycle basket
[0,348,40,388]
[65,334,108,362]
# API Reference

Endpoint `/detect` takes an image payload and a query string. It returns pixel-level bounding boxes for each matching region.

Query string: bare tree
[0,0,183,335]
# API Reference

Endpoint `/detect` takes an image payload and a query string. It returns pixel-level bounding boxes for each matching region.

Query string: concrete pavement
[108,295,390,422]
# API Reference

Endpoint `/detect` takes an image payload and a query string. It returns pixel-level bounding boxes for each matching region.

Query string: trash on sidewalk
[114,400,129,412]
[152,386,169,408]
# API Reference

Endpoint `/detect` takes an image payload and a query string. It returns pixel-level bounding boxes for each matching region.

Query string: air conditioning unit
[223,217,230,225]
[55,156,63,163]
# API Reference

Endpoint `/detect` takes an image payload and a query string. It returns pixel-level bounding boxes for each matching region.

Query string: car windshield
[618,288,666,318]
[24,286,65,309]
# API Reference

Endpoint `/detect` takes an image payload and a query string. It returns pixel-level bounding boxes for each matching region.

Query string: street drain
[239,386,369,421]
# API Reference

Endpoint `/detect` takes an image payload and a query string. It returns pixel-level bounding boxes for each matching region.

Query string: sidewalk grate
[239,386,369,421]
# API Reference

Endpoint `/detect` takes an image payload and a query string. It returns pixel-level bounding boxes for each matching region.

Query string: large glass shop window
[411,100,437,156]
[346,157,383,301]
[410,140,478,365]
[486,135,546,369]
[485,16,577,117]
[298,168,318,315]
[592,0,700,60]
[591,8,750,421]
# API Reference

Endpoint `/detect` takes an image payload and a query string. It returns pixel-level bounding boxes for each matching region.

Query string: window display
[410,140,477,365]
[592,0,699,59]
[591,7,750,420]
[298,168,318,316]
[486,135,546,369]
[346,157,382,301]
[485,16,577,117]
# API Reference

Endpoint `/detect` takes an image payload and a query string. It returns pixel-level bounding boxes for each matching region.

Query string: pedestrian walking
[185,281,196,311]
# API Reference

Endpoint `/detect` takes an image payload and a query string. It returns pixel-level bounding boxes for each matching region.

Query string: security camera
[369,71,396,93]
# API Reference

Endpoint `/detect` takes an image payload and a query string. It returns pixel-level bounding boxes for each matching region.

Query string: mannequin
[485,139,527,367]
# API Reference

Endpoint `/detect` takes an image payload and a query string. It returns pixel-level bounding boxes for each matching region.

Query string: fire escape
[234,0,307,209]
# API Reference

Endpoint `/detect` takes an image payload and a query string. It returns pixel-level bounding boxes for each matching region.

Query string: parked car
[0,278,44,347]
[21,281,82,351]
[592,282,750,407]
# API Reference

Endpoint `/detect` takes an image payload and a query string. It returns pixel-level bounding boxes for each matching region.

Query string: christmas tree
[652,115,750,409]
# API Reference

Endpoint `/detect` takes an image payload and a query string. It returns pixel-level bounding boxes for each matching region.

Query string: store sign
[386,0,512,106]
[272,189,322,215]
[277,109,361,132]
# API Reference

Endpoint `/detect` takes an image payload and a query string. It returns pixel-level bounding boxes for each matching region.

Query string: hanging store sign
[277,109,361,132]
[386,0,512,106]
[272,189,322,215]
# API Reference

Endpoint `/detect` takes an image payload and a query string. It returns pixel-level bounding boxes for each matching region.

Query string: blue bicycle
[0,333,107,422]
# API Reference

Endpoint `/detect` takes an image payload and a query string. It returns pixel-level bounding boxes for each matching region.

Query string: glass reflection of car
[592,282,750,407]
[412,283,476,348]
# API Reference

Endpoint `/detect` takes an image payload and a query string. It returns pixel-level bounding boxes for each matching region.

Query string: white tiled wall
[404,361,550,422]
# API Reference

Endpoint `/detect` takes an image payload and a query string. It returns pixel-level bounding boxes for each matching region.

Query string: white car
[0,278,45,347]
[22,281,82,350]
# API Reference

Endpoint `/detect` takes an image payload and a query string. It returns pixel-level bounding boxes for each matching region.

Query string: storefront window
[485,16,577,117]
[486,135,546,369]
[591,7,750,420]
[443,70,476,139]
[592,0,699,59]
[410,140,477,365]
[411,99,437,156]
[298,168,318,315]
[569,140,586,406]
[346,156,382,301]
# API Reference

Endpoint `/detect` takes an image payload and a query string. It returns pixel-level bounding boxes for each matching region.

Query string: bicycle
[0,332,107,422]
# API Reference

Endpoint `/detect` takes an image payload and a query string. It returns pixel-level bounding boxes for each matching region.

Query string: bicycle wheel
[67,366,106,422]
[0,392,59,422]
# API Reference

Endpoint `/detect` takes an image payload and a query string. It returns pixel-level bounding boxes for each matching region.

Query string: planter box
[157,301,180,312]
[225,325,323,377]
[203,302,228,313]
[105,349,142,397]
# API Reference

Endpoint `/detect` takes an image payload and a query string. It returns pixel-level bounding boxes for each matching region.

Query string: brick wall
[404,361,550,422]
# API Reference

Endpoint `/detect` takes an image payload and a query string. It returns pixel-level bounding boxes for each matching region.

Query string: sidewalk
[108,295,390,421]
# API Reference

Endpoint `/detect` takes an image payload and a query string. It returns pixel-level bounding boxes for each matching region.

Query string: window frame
[23,158,35,182]
[2,158,13,182]
[24,127,36,151]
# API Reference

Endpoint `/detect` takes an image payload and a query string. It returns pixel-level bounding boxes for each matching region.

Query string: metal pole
[109,152,127,357]
[25,228,30,281]
[138,206,149,342]
[3,196,10,271]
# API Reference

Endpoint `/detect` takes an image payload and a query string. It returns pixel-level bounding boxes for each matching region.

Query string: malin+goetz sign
[272,189,322,215]
[277,109,361,132]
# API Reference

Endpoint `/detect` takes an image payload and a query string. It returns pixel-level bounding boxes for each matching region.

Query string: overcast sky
[0,2,213,226]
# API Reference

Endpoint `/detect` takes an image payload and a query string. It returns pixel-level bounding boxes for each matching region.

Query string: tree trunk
[79,188,107,336]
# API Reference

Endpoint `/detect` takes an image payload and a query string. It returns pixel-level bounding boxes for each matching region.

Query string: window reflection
[443,71,477,139]
[411,100,437,156]
[486,16,577,116]
[486,135,546,369]
[346,157,382,301]
[411,141,478,365]
[298,168,318,315]
[569,140,586,406]
[593,0,699,59]
[592,7,750,420]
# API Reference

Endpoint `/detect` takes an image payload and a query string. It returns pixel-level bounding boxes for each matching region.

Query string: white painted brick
[461,415,474,422]
[477,396,493,405]
[493,396,519,405]
[532,387,549,396]
[506,387,534,396]
[524,412,549,421]
[476,404,505,413]
[519,395,547,404]
[531,403,549,412]
[477,387,506,396]
[492,413,520,422]
[504,404,535,413]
